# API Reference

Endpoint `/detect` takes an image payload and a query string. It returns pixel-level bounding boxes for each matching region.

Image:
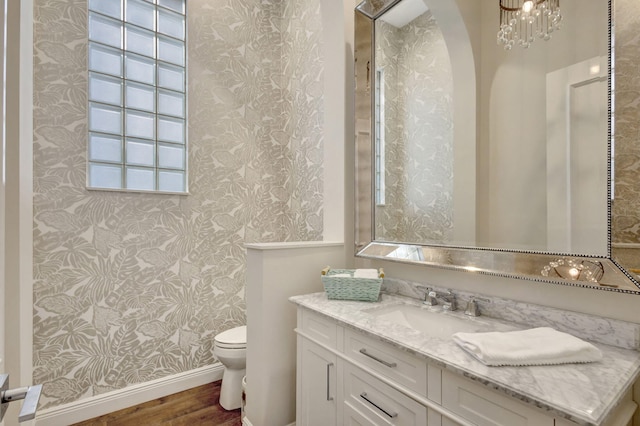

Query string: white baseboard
[243,419,294,426]
[35,364,224,426]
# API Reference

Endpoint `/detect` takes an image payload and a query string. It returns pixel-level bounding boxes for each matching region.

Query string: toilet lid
[215,325,246,345]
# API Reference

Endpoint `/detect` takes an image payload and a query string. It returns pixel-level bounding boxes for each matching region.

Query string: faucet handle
[420,288,437,306]
[444,296,457,311]
[424,290,439,306]
[440,290,457,311]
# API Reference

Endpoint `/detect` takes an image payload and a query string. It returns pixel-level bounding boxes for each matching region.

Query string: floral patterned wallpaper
[374,13,454,244]
[282,0,325,239]
[33,0,324,409]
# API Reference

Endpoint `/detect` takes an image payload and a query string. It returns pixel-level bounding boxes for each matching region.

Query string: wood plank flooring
[71,381,242,426]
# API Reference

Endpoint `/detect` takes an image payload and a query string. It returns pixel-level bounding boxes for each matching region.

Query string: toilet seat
[215,341,246,350]
[214,325,246,349]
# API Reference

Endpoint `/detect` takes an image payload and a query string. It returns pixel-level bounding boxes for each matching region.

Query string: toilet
[213,325,247,410]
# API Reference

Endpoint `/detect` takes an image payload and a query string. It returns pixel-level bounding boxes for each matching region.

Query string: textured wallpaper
[612,0,640,272]
[281,0,325,239]
[33,0,323,409]
[374,13,454,244]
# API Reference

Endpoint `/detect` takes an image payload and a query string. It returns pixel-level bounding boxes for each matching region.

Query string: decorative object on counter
[321,266,384,302]
[452,327,603,367]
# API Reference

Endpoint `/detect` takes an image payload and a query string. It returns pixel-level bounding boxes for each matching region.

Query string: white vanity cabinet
[297,308,434,426]
[296,307,638,426]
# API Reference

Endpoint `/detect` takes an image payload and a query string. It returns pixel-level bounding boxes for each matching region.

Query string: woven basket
[320,267,384,302]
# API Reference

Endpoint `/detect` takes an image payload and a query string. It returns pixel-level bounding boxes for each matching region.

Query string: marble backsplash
[382,278,640,351]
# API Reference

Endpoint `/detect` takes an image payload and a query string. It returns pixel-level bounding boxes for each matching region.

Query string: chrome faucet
[464,298,480,316]
[425,289,457,311]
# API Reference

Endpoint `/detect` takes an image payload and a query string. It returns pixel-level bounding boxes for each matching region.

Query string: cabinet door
[297,338,338,426]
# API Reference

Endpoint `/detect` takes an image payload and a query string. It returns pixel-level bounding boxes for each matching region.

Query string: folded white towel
[353,269,379,279]
[331,273,351,278]
[452,327,603,367]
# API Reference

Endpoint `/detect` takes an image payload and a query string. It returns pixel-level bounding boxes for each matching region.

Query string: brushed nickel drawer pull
[326,363,334,401]
[360,392,398,418]
[359,348,397,368]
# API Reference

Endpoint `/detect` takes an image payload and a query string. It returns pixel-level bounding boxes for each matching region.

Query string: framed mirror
[354,0,640,293]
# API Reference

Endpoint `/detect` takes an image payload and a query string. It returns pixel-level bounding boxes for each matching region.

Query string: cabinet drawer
[300,309,338,349]
[441,370,554,426]
[344,401,389,426]
[344,363,428,425]
[344,328,428,394]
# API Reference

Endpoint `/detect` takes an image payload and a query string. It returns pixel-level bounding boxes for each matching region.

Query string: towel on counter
[353,269,379,279]
[452,327,603,367]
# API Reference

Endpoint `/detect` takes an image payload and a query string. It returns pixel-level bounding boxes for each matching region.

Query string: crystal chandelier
[497,0,562,50]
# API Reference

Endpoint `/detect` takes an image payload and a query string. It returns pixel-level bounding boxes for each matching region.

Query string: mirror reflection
[355,0,640,292]
[372,0,609,256]
[373,0,459,246]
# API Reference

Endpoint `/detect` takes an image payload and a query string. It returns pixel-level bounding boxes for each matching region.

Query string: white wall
[245,242,345,426]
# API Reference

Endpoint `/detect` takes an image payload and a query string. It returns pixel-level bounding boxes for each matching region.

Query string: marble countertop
[290,292,640,426]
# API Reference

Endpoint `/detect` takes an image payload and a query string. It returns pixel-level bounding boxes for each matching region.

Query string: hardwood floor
[71,381,242,426]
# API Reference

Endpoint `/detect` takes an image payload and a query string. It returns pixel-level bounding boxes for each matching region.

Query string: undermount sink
[363,304,495,339]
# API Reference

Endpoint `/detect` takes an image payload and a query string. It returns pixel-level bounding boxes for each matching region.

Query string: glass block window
[88,0,187,193]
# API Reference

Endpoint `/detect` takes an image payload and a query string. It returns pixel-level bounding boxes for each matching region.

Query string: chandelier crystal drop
[497,0,562,50]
